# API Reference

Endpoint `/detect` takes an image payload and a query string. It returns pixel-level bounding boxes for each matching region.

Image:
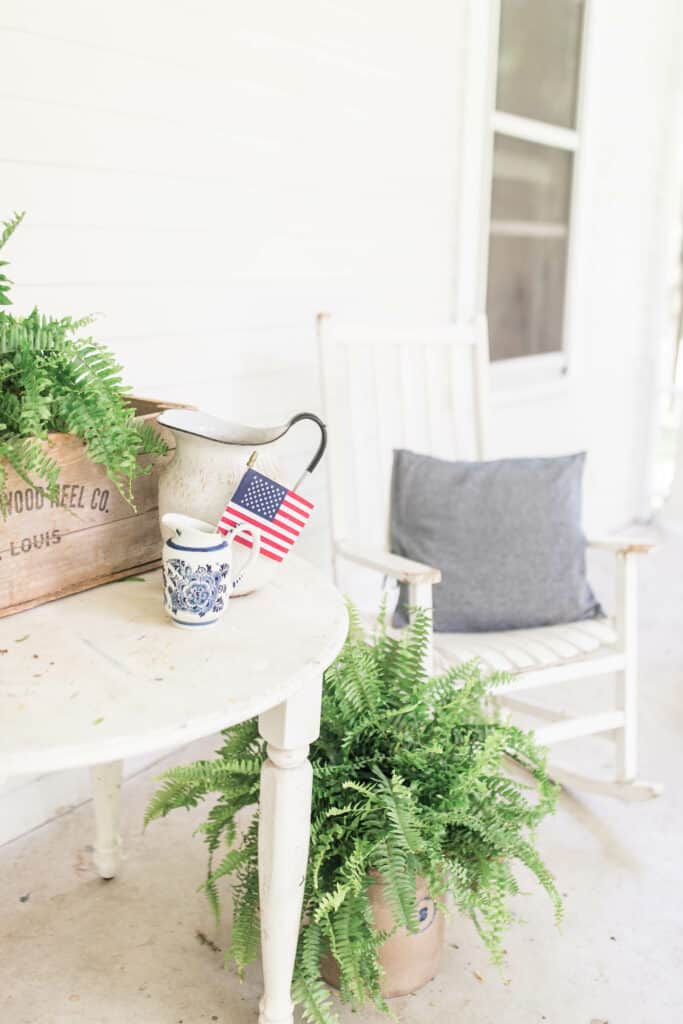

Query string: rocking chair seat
[433,617,618,675]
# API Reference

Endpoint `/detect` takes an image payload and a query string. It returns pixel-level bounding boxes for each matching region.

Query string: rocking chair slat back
[317,315,491,554]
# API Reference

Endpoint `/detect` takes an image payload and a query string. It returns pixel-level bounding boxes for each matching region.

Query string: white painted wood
[90,761,123,879]
[491,111,579,151]
[435,618,619,674]
[489,220,569,240]
[535,710,625,748]
[559,0,594,382]
[407,581,435,676]
[472,315,492,459]
[546,763,663,803]
[631,3,683,520]
[258,680,323,1024]
[258,676,323,754]
[587,535,656,555]
[258,746,312,1024]
[499,696,573,724]
[492,653,627,695]
[0,557,346,1014]
[452,0,499,322]
[0,558,347,777]
[488,352,569,397]
[461,0,683,537]
[335,541,441,585]
[318,315,488,593]
[615,552,639,782]
[483,1,589,382]
[485,3,588,383]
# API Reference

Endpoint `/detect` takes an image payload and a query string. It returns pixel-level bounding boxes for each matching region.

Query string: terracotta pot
[321,874,444,998]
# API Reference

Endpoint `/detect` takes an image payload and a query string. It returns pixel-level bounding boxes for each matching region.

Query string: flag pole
[292,468,310,493]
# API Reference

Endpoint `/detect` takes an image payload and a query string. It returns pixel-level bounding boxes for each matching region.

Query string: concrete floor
[1,531,682,1024]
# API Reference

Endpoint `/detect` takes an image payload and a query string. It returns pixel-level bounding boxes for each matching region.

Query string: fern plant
[146,606,563,1023]
[0,211,167,513]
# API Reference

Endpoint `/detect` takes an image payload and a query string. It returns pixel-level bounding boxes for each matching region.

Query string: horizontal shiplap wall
[2,0,464,560]
[1,0,462,343]
[0,0,465,840]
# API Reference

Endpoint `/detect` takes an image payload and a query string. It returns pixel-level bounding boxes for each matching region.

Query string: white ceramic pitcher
[157,410,326,595]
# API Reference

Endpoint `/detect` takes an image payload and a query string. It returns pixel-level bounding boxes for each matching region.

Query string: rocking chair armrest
[587,534,656,556]
[335,540,442,585]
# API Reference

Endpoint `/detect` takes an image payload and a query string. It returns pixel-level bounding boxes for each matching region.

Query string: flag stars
[242,476,286,520]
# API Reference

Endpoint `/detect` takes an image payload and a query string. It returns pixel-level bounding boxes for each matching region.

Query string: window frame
[473,0,594,390]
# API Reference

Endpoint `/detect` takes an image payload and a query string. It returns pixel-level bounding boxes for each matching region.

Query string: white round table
[0,557,347,1024]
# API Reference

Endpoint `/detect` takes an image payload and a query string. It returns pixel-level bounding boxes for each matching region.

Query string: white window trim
[490,351,569,406]
[454,0,594,398]
[559,0,594,386]
[490,220,568,240]
[492,111,578,152]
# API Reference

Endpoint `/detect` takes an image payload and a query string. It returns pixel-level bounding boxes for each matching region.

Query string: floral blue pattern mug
[161,513,260,629]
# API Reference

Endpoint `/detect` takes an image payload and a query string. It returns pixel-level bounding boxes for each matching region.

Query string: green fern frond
[144,757,262,825]
[0,210,25,306]
[0,212,168,513]
[372,836,418,933]
[292,973,336,1024]
[0,436,62,504]
[0,210,25,251]
[146,603,562,1024]
[328,892,368,1003]
[227,817,260,973]
[374,770,423,858]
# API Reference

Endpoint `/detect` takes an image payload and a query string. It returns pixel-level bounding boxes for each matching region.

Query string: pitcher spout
[161,513,223,550]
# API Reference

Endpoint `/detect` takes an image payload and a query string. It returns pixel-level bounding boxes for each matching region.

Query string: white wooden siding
[0,0,680,842]
[0,0,467,841]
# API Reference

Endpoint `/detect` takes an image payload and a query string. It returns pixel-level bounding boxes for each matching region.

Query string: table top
[0,557,347,776]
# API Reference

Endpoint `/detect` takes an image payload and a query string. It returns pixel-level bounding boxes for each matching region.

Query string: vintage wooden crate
[0,398,185,618]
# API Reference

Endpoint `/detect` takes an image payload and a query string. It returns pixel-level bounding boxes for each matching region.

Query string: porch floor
[1,528,682,1024]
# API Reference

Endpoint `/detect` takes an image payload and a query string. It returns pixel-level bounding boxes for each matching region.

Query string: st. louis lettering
[8,529,62,557]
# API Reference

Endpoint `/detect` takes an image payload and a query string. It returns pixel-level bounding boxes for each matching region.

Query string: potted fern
[146,606,562,1023]
[0,210,185,616]
[0,210,167,512]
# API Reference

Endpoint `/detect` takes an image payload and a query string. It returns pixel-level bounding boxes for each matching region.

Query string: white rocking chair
[318,313,661,802]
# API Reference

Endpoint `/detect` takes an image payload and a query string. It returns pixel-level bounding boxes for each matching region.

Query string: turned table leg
[90,760,123,879]
[257,679,322,1024]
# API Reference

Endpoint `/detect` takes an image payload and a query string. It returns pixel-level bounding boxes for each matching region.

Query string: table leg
[90,760,123,879]
[257,679,322,1024]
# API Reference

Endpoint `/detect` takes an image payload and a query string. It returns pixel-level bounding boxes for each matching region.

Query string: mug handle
[226,524,261,590]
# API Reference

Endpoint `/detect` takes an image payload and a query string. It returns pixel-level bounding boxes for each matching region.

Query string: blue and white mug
[161,513,260,629]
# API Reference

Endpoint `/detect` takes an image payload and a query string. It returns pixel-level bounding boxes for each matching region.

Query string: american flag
[217,468,313,563]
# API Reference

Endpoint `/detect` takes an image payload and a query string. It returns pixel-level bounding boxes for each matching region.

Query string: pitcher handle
[226,524,261,590]
[285,412,327,489]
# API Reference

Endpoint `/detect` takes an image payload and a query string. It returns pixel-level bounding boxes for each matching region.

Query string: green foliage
[0,211,25,306]
[146,605,562,1023]
[0,212,167,513]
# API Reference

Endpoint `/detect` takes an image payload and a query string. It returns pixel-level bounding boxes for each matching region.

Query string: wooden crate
[0,398,185,618]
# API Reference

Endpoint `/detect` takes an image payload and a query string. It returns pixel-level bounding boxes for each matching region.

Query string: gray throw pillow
[391,449,602,633]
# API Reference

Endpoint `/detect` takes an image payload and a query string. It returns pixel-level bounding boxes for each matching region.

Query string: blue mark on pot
[416,897,437,933]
